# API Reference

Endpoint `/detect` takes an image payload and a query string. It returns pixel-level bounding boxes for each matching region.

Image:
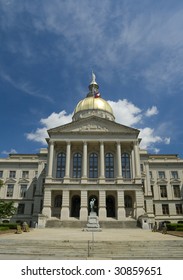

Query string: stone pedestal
[84,212,102,231]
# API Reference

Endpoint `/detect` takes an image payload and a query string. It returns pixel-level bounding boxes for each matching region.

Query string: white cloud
[145,106,158,117]
[108,99,142,126]
[26,110,73,144]
[2,149,17,155]
[139,128,170,152]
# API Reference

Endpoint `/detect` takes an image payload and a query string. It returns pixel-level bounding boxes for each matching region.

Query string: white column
[116,142,122,183]
[80,190,88,221]
[42,189,52,218]
[47,141,54,178]
[131,150,135,179]
[64,141,71,181]
[61,190,70,220]
[99,190,106,220]
[134,141,141,178]
[99,141,105,182]
[82,141,87,183]
[144,162,151,196]
[117,190,125,220]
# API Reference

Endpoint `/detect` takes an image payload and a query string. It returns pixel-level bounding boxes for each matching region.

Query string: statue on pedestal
[90,198,96,213]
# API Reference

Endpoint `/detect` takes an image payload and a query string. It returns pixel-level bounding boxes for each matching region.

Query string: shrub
[0,226,9,231]
[176,227,183,231]
[0,223,17,229]
[166,223,177,231]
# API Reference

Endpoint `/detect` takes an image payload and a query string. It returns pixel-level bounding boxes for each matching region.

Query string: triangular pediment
[5,178,16,184]
[18,178,29,184]
[48,116,139,136]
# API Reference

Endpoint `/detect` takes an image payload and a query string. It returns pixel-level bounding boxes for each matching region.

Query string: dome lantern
[72,73,115,122]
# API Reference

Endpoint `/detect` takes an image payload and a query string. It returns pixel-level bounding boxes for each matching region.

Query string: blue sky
[1,0,183,157]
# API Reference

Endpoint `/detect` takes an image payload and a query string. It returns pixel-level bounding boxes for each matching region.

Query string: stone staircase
[46,218,137,229]
[0,239,183,259]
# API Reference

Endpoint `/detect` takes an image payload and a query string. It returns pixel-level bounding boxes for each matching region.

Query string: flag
[94,91,100,98]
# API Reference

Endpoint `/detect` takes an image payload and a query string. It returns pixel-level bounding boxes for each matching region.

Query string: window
[105,153,114,178]
[56,152,66,178]
[31,204,34,215]
[162,204,169,215]
[73,153,82,178]
[160,185,167,198]
[140,164,144,172]
[0,171,3,178]
[9,171,16,178]
[17,203,25,214]
[6,184,14,197]
[151,185,154,197]
[153,204,156,215]
[20,185,27,198]
[149,171,152,179]
[176,204,183,214]
[173,185,181,198]
[122,153,131,178]
[54,195,62,207]
[158,171,165,179]
[22,171,29,179]
[33,184,36,197]
[89,153,98,178]
[171,171,178,179]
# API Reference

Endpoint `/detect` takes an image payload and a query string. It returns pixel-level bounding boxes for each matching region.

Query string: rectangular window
[171,171,178,179]
[173,185,181,198]
[9,170,16,178]
[153,204,156,215]
[33,184,36,197]
[176,204,183,214]
[22,171,29,179]
[17,203,25,214]
[162,204,169,215]
[160,185,167,198]
[0,170,3,178]
[151,185,154,197]
[6,184,14,197]
[31,203,34,215]
[20,185,27,198]
[158,171,165,179]
[140,164,144,172]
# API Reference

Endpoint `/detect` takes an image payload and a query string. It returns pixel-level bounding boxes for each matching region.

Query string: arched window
[73,153,82,178]
[54,195,62,208]
[56,152,66,178]
[122,153,131,178]
[105,153,114,178]
[89,153,98,178]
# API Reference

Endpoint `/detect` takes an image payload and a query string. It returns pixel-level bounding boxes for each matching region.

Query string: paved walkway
[0,227,182,241]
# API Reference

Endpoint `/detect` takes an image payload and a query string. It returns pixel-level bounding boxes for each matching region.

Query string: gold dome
[74,96,113,115]
[72,72,115,121]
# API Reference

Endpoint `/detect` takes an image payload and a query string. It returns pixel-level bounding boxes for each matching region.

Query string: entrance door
[71,195,80,218]
[124,195,133,217]
[106,195,115,217]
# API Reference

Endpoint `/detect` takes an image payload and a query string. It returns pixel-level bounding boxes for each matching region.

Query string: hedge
[0,226,10,231]
[166,223,183,231]
[0,223,17,229]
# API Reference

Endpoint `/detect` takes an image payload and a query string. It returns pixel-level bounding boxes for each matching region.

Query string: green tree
[0,201,17,219]
[0,179,3,190]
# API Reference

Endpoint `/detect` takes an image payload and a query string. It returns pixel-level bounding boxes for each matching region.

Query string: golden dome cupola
[73,73,115,121]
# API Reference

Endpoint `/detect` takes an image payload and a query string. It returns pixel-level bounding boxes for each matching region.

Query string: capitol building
[0,74,183,228]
